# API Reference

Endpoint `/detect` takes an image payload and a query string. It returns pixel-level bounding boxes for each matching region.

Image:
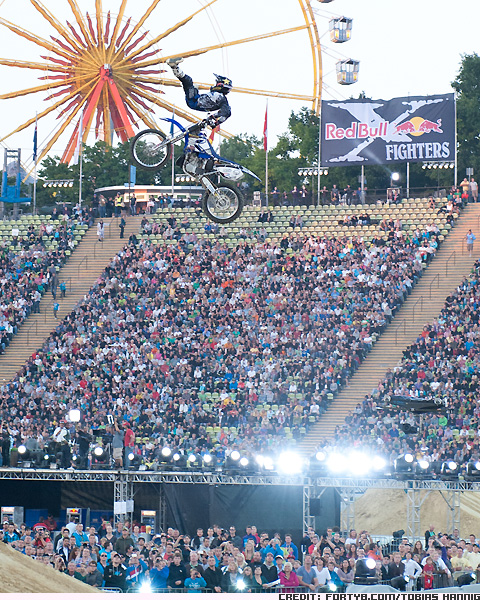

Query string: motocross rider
[166,58,232,128]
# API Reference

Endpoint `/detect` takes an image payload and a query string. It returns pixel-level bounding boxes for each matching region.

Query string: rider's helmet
[211,74,233,94]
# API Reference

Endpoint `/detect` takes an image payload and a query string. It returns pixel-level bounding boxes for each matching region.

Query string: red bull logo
[325,121,388,140]
[395,117,443,136]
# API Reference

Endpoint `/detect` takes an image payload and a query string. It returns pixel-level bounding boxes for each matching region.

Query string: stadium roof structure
[0,468,472,539]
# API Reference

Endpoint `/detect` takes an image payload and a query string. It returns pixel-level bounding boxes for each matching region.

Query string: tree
[452,53,480,177]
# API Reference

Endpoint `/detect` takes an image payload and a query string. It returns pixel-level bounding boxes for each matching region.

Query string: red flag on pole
[263,103,268,151]
[209,124,220,143]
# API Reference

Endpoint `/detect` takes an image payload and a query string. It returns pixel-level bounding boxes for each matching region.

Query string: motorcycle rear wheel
[130,129,171,170]
[202,183,244,224]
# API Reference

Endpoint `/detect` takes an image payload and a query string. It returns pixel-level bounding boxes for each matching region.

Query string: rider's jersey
[194,91,231,124]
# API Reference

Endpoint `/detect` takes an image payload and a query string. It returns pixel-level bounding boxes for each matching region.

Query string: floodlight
[278,451,303,475]
[69,409,81,423]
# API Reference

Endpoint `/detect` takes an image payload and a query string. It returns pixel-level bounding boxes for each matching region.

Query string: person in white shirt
[402,551,422,590]
[312,557,330,587]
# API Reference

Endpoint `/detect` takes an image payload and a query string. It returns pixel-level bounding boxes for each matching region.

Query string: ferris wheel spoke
[124,0,218,63]
[0,78,78,100]
[0,58,69,72]
[125,97,158,130]
[95,0,104,54]
[135,25,309,69]
[157,77,316,102]
[66,0,102,60]
[105,0,127,61]
[0,76,99,144]
[31,1,86,56]
[115,0,162,56]
[0,17,76,61]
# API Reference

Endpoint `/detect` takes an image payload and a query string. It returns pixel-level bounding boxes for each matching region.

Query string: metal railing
[77,255,88,276]
[25,320,38,345]
[428,273,440,299]
[394,318,406,345]
[445,251,456,276]
[94,239,104,258]
[411,296,423,322]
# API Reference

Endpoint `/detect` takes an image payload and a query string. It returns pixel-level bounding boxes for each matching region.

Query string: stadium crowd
[0,224,441,467]
[1,518,477,591]
[315,260,480,471]
[0,219,86,355]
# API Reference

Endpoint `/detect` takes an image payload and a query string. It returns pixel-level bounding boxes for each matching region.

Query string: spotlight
[172,453,181,462]
[316,451,326,462]
[128,452,135,461]
[326,452,348,473]
[458,572,476,586]
[372,456,387,472]
[239,457,249,467]
[68,409,81,423]
[188,454,196,463]
[441,460,458,480]
[69,181,74,187]
[328,582,337,592]
[230,450,240,461]
[93,446,104,457]
[433,164,438,169]
[236,580,246,591]
[278,451,303,475]
[203,453,212,464]
[18,445,27,455]
[139,583,152,593]
[366,558,376,569]
[393,453,414,479]
[161,447,172,457]
[348,451,371,476]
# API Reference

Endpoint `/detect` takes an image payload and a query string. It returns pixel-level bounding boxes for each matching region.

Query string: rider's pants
[179,74,201,111]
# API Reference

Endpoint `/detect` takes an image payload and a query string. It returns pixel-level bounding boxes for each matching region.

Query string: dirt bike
[130,117,261,223]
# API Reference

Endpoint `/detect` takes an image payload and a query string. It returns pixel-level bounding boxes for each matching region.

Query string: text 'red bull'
[325,121,389,140]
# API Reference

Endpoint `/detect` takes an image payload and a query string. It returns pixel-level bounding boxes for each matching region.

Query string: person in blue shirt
[149,558,169,590]
[184,568,207,593]
[72,523,89,547]
[126,553,148,590]
[280,534,299,560]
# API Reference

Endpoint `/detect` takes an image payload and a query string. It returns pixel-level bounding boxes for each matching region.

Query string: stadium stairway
[0,215,142,385]
[298,202,480,454]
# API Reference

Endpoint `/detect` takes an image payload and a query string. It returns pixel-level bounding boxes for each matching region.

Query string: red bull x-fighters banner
[320,93,455,166]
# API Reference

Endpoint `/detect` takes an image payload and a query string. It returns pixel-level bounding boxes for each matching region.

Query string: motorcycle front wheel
[130,129,171,170]
[202,183,244,224]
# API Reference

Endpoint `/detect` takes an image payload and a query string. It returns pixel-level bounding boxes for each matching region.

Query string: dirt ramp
[354,489,480,538]
[0,543,99,593]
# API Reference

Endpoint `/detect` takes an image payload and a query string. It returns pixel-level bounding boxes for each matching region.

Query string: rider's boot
[166,57,184,78]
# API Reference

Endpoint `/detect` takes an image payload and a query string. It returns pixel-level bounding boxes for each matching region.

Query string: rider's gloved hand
[206,116,219,129]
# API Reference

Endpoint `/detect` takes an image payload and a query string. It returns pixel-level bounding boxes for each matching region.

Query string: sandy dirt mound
[355,489,480,538]
[0,542,99,593]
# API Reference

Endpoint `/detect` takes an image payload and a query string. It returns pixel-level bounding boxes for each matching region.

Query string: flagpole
[78,109,84,207]
[171,107,175,197]
[264,101,268,208]
[33,112,38,216]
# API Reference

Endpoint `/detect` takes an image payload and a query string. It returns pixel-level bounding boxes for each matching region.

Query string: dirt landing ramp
[0,542,99,593]
[354,489,480,537]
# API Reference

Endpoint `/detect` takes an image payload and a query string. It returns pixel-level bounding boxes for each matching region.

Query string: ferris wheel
[0,0,328,168]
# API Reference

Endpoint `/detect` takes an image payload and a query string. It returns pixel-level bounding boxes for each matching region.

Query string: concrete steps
[0,216,142,384]
[298,203,480,455]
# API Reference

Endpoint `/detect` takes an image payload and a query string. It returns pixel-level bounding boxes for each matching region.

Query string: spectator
[104,552,127,591]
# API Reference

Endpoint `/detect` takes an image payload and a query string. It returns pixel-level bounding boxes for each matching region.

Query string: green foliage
[452,53,480,176]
